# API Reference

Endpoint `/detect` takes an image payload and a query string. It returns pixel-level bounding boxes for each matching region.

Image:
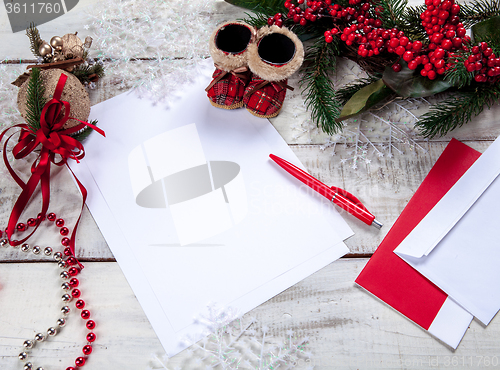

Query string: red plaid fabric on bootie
[206,21,256,110]
[244,25,304,118]
[206,65,251,109]
[243,76,291,118]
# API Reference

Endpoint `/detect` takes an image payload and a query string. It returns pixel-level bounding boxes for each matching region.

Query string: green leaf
[382,61,453,98]
[337,79,393,121]
[472,15,500,43]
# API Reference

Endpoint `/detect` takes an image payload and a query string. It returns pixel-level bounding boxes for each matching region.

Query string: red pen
[270,154,382,229]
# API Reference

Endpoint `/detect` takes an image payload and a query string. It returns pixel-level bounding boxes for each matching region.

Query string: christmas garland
[225,0,500,138]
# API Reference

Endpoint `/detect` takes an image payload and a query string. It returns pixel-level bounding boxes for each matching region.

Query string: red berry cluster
[271,0,499,83]
[408,0,468,79]
[465,42,500,82]
[268,0,335,27]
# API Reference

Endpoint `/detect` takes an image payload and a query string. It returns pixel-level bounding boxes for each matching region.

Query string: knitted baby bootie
[206,21,256,110]
[243,25,304,118]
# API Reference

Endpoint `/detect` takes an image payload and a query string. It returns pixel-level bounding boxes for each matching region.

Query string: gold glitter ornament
[61,33,84,59]
[17,69,91,130]
[50,36,64,51]
[39,42,52,57]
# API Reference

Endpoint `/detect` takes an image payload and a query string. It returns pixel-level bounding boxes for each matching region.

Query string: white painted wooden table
[1,1,499,369]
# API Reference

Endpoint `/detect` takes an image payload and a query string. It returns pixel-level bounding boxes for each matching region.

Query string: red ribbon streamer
[0,73,105,268]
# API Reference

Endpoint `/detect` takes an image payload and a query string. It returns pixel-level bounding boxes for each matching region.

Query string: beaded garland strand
[0,213,96,370]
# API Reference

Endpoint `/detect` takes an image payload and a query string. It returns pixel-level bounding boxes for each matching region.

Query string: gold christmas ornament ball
[50,36,64,51]
[17,69,91,130]
[61,33,84,58]
[39,42,52,57]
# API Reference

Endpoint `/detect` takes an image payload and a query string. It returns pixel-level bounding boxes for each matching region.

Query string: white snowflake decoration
[85,0,219,104]
[148,305,313,370]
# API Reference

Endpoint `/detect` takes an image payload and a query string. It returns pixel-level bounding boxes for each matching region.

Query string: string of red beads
[1,213,96,369]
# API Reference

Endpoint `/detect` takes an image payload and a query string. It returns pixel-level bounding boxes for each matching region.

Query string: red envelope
[356,139,480,348]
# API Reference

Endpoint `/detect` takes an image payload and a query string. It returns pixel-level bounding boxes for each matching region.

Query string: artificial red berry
[408,60,419,70]
[395,45,406,55]
[441,39,452,50]
[434,48,445,59]
[389,38,399,48]
[392,63,402,72]
[403,51,413,62]
[434,59,445,69]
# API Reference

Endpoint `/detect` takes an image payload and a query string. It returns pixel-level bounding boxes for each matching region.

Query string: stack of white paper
[71,60,353,356]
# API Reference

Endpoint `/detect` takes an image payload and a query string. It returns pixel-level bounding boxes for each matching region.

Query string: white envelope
[395,137,500,325]
[70,59,353,356]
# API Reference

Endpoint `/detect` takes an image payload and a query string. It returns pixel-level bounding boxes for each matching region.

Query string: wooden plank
[0,140,494,260]
[0,259,498,369]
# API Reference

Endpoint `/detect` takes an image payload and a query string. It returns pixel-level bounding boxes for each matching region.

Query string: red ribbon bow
[0,73,105,268]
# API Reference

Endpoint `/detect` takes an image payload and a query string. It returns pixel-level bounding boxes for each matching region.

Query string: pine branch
[300,37,343,135]
[416,84,500,138]
[399,5,427,41]
[372,0,408,29]
[26,23,44,58]
[460,0,500,28]
[25,68,46,132]
[226,0,286,16]
[445,52,474,88]
[72,62,105,84]
[335,74,383,105]
[242,11,271,28]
